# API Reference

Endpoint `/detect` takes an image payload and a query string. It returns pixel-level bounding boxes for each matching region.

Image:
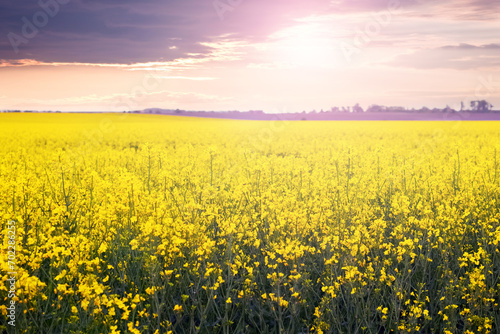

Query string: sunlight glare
[268,22,340,69]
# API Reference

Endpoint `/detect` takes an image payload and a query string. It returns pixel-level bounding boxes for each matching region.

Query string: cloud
[0,0,217,62]
[329,0,417,13]
[327,0,500,20]
[0,0,332,63]
[388,43,500,70]
[410,0,500,20]
[0,36,251,73]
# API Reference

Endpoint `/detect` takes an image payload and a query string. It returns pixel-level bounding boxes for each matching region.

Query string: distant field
[1,114,500,333]
[177,111,500,121]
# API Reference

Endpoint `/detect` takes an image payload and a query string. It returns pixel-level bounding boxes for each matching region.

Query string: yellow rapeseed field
[1,113,500,333]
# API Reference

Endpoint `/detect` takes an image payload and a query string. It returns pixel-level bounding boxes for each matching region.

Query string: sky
[0,0,499,113]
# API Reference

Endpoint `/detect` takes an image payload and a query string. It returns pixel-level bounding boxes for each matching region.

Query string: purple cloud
[0,0,332,63]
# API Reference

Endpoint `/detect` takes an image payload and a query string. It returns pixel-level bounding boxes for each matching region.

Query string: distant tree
[366,104,384,113]
[444,105,456,113]
[353,103,364,113]
[470,100,493,113]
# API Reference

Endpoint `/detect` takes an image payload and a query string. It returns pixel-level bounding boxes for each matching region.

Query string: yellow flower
[110,325,120,334]
[129,239,139,250]
[128,322,141,334]
[98,243,108,254]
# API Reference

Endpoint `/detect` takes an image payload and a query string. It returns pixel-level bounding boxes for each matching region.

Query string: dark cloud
[1,0,215,62]
[0,0,331,63]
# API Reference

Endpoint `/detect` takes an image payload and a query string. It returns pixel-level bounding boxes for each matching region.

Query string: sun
[268,21,340,69]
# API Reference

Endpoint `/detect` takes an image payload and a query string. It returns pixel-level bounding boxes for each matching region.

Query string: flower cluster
[1,114,499,333]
